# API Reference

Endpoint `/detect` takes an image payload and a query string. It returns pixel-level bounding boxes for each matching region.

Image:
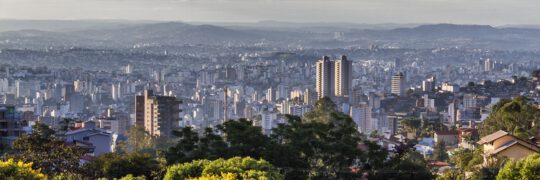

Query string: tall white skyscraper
[15,80,39,98]
[315,55,352,99]
[316,56,334,99]
[265,87,275,102]
[112,83,118,101]
[0,78,8,93]
[447,102,457,125]
[350,102,372,133]
[484,58,494,72]
[334,55,352,97]
[391,72,405,96]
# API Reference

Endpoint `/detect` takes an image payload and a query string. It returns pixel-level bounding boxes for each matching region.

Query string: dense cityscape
[1,0,540,179]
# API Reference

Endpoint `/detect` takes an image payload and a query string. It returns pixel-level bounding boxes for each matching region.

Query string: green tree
[164,98,429,180]
[0,159,46,179]
[7,123,84,175]
[82,152,159,179]
[436,171,459,180]
[272,108,363,179]
[218,119,270,159]
[369,145,433,180]
[163,157,283,180]
[497,154,540,180]
[303,97,339,123]
[165,127,227,164]
[119,174,146,180]
[433,141,448,162]
[370,130,379,138]
[362,140,389,170]
[480,96,539,140]
[52,172,87,180]
[400,117,422,136]
[117,126,157,154]
[165,119,268,165]
[451,148,474,171]
[447,147,485,180]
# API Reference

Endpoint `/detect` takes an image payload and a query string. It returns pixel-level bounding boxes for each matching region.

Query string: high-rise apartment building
[0,105,25,137]
[303,88,317,105]
[265,87,275,102]
[391,72,405,96]
[15,80,39,98]
[315,55,352,99]
[316,56,333,99]
[334,55,353,97]
[350,87,365,106]
[350,103,372,133]
[134,90,181,138]
[422,76,436,92]
[463,94,478,109]
[484,58,494,72]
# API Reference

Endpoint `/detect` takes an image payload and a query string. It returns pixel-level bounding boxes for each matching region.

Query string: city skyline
[1,0,540,179]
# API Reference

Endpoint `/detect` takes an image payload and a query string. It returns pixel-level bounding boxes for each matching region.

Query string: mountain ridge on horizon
[2,19,540,32]
[3,21,540,50]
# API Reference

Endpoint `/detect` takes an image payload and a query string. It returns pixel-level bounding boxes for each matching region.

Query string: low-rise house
[477,130,540,165]
[434,131,459,146]
[415,137,434,158]
[65,121,115,156]
[458,128,479,149]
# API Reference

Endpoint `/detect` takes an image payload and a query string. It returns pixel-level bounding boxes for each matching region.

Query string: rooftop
[477,130,508,144]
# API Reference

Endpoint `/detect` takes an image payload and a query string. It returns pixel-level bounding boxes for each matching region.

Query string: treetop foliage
[82,152,159,179]
[0,159,46,180]
[163,157,283,180]
[497,154,540,180]
[480,96,539,140]
[7,123,84,176]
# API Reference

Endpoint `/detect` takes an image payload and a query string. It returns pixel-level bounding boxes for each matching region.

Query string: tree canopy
[369,143,433,180]
[162,98,431,179]
[165,98,368,179]
[0,159,46,180]
[497,154,540,180]
[480,96,539,140]
[7,123,84,175]
[432,141,448,162]
[163,157,283,180]
[82,152,160,179]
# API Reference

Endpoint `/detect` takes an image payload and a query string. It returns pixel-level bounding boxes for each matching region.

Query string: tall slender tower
[391,72,405,96]
[223,86,228,122]
[334,55,352,97]
[315,56,334,99]
[135,90,181,138]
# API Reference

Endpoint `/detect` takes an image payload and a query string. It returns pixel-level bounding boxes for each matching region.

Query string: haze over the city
[2,0,540,179]
[1,0,540,25]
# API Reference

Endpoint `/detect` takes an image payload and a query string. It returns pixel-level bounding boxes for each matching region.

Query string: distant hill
[3,21,540,50]
[0,19,155,32]
[70,22,264,45]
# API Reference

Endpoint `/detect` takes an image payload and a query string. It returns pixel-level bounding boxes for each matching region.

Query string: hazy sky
[1,0,539,25]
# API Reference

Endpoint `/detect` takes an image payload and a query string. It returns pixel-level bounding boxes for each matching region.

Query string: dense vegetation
[497,154,540,180]
[5,94,540,179]
[438,96,540,180]
[0,159,46,179]
[164,157,282,180]
[0,98,434,179]
[479,96,539,140]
